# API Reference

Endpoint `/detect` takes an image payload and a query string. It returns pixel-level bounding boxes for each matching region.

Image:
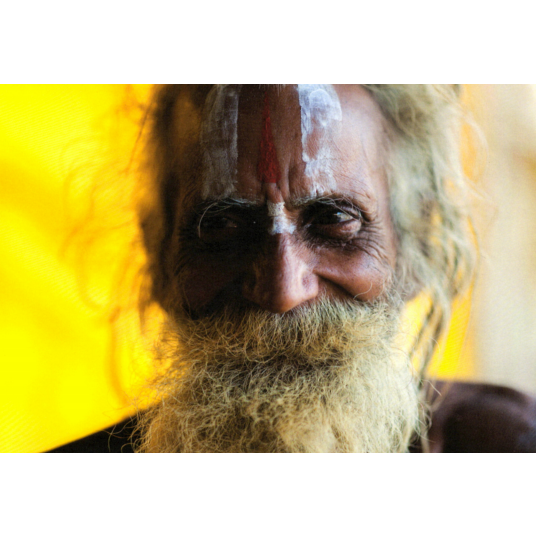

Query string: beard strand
[135,295,420,453]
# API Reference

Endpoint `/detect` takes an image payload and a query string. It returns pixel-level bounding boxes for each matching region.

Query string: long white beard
[136,297,420,453]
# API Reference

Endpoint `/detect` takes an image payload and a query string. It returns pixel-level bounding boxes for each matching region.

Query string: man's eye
[308,208,362,239]
[197,215,242,243]
[315,210,355,225]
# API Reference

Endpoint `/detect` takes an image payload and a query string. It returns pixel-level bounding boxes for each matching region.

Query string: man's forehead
[171,84,388,205]
[173,84,383,136]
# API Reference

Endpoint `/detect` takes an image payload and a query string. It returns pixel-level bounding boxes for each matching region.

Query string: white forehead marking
[297,84,342,195]
[267,201,296,235]
[200,85,242,199]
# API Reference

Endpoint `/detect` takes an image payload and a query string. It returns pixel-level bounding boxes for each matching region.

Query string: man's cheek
[177,255,245,312]
[315,249,394,302]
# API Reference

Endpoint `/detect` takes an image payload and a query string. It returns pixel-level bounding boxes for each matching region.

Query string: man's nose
[242,234,319,314]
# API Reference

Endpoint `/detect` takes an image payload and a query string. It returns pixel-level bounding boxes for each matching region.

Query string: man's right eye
[197,215,243,243]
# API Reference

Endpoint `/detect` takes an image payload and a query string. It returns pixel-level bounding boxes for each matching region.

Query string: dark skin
[169,85,397,317]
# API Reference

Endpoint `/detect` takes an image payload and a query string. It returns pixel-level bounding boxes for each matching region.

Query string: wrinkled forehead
[171,84,388,202]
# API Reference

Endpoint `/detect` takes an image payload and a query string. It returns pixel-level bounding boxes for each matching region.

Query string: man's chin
[135,297,420,453]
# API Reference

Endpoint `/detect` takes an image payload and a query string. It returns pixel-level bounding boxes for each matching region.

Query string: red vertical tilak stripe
[257,92,280,184]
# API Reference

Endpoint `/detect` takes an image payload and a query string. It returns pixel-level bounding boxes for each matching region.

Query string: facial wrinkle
[297,85,343,195]
[200,85,242,199]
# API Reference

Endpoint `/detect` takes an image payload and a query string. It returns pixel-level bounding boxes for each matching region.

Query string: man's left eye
[314,210,355,225]
[307,208,362,239]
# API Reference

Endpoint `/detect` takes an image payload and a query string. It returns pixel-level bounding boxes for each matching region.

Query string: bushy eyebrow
[196,198,255,212]
[292,193,377,220]
[290,195,361,211]
[193,194,376,221]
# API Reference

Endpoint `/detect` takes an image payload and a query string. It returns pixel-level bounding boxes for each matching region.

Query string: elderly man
[51,85,536,453]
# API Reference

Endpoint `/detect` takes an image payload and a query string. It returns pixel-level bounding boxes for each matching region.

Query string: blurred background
[1,84,535,453]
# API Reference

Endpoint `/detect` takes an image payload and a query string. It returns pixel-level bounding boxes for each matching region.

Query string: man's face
[138,85,418,453]
[170,85,397,317]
